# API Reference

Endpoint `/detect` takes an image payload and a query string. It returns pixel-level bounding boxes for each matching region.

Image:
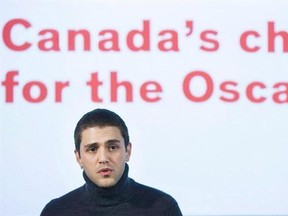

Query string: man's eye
[88,147,97,152]
[109,145,119,151]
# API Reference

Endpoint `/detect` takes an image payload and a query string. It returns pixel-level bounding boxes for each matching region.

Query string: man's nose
[98,148,109,164]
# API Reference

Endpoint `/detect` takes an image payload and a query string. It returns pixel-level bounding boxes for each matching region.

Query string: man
[41,108,182,216]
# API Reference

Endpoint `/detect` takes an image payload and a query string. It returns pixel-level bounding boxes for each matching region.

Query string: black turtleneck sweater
[40,165,182,216]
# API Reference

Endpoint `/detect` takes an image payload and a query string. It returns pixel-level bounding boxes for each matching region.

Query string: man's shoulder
[40,185,85,216]
[130,178,180,211]
[132,179,171,198]
[49,185,84,204]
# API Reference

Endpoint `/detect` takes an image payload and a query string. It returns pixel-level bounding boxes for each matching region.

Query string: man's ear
[125,142,132,162]
[74,150,83,169]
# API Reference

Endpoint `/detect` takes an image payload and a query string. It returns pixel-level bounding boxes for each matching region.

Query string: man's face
[75,126,131,188]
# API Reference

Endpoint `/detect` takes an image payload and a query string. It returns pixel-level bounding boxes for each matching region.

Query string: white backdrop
[1,1,288,215]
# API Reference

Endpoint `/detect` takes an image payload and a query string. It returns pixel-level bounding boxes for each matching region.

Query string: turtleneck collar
[83,163,133,206]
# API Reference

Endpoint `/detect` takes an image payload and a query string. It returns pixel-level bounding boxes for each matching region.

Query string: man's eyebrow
[83,143,98,148]
[83,140,120,148]
[105,139,121,145]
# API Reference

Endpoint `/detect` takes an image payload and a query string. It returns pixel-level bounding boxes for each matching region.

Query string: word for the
[0,71,162,103]
[1,70,287,104]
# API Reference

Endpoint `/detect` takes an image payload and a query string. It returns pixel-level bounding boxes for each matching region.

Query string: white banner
[1,1,287,215]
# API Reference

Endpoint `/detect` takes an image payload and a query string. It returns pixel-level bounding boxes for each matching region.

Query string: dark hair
[74,108,130,152]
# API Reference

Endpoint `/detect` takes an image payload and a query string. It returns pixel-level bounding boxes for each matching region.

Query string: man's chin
[97,179,117,188]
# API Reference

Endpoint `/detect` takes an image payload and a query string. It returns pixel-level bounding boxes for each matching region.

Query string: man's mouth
[98,168,113,176]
